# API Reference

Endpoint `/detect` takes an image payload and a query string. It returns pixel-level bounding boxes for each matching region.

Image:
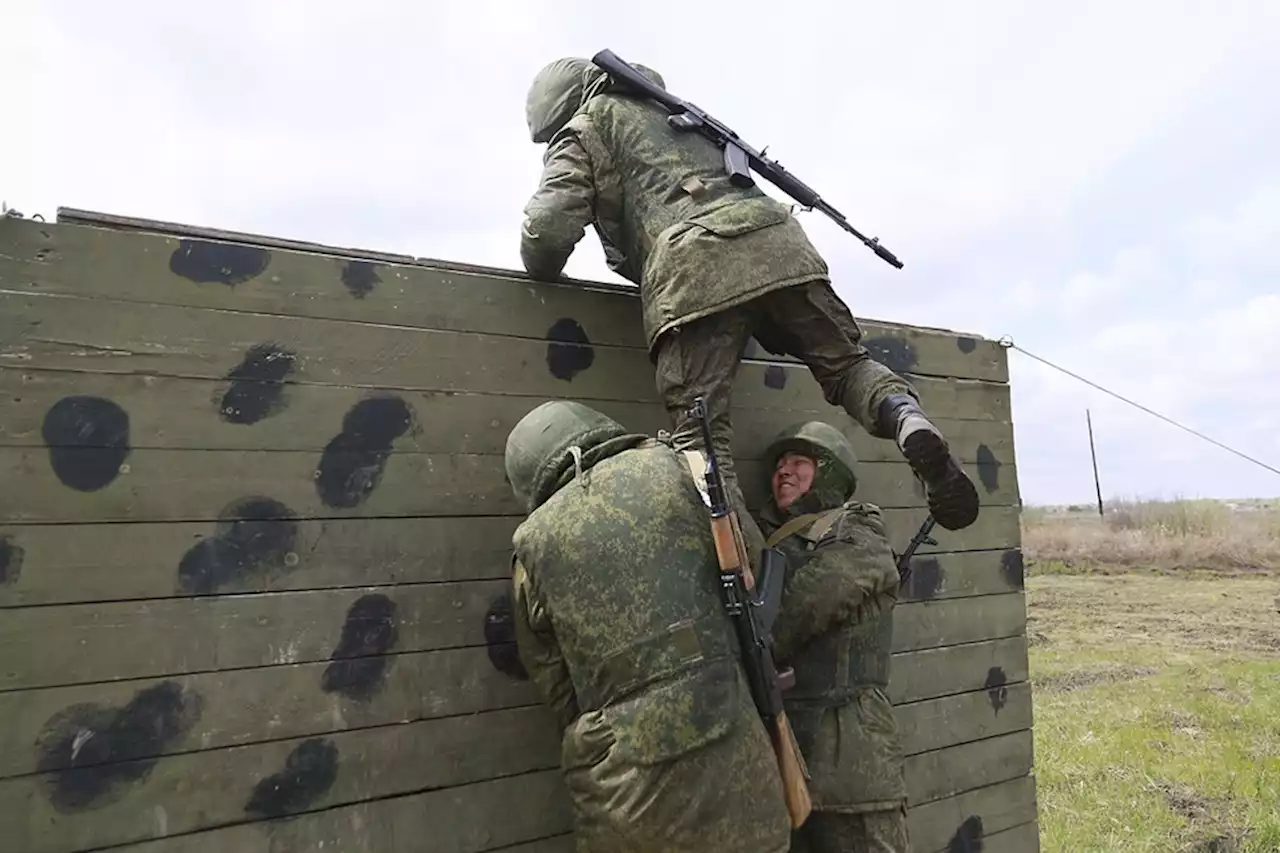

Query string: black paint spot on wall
[763,364,788,390]
[0,535,24,585]
[947,815,985,853]
[984,667,1008,714]
[41,396,131,492]
[177,497,300,595]
[484,592,529,681]
[315,396,414,509]
[545,318,595,381]
[218,343,297,425]
[34,681,202,813]
[322,594,399,700]
[169,239,270,286]
[956,336,977,354]
[907,557,943,600]
[244,738,339,819]
[975,444,1001,492]
[340,260,381,299]
[1001,549,1025,590]
[863,337,918,373]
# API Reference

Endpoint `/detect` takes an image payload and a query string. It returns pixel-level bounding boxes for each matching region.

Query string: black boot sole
[902,430,980,530]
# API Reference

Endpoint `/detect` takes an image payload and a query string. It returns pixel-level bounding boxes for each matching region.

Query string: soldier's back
[513,441,792,853]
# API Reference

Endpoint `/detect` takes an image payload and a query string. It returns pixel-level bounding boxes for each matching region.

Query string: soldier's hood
[504,400,649,512]
[761,422,858,521]
[525,57,666,144]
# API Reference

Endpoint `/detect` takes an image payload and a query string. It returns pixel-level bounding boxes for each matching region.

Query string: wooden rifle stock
[708,511,812,827]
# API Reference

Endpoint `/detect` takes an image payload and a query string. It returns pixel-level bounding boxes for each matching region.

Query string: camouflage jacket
[511,437,791,853]
[756,498,909,814]
[521,60,830,354]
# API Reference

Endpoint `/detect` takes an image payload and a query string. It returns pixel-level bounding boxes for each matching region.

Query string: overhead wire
[996,336,1280,479]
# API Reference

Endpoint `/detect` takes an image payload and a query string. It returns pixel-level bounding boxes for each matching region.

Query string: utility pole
[1086,408,1104,518]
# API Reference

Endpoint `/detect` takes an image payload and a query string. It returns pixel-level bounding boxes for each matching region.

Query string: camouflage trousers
[653,280,918,564]
[789,807,911,853]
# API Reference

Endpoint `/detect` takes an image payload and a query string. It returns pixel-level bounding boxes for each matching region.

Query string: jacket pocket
[683,199,791,239]
[600,657,741,765]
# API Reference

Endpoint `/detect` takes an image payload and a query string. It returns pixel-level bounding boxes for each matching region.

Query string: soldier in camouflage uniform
[518,56,979,569]
[503,399,792,853]
[754,421,911,853]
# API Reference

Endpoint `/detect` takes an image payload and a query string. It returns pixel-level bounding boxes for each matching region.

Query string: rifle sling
[765,507,844,549]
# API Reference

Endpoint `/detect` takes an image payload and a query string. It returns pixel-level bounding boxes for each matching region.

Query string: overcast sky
[6,1,1279,506]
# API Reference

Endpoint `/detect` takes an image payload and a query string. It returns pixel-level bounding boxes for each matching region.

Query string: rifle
[895,515,938,586]
[687,396,812,828]
[592,48,904,270]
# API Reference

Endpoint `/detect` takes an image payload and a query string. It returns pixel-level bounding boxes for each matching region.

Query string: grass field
[1023,498,1280,853]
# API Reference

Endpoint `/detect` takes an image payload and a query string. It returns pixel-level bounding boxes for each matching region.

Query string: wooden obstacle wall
[0,209,1039,853]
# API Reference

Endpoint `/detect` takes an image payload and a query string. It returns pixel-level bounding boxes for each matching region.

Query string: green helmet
[763,421,859,510]
[505,400,630,512]
[525,57,667,144]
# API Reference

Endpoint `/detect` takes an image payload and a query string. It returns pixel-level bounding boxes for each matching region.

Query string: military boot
[877,394,979,530]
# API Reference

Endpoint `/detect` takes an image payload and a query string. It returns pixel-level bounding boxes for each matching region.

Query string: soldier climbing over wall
[516,55,981,569]
[754,421,912,853]
[502,400,794,853]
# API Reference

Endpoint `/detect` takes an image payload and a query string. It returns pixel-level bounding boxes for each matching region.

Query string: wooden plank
[905,730,1034,807]
[111,768,574,853]
[0,580,504,692]
[0,586,1026,693]
[2,636,1029,780]
[0,507,1021,609]
[939,820,1040,853]
[1,705,562,853]
[906,776,1038,853]
[896,682,1033,755]
[6,695,1032,853]
[890,637,1030,705]
[0,516,521,607]
[894,592,1027,654]
[899,548,1027,603]
[0,445,1018,525]
[0,368,1016,464]
[1,215,1008,383]
[0,644,532,779]
[106,799,1039,853]
[0,292,1012,422]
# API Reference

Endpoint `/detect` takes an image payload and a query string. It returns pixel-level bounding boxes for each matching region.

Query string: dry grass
[1029,573,1280,852]
[1023,497,1280,574]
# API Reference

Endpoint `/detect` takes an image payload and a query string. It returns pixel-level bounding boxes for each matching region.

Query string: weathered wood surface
[891,637,1030,707]
[4,707,1033,853]
[0,212,1036,852]
[0,368,1015,463]
[0,292,1012,423]
[0,509,1022,608]
[1,645,1031,779]
[1,214,1009,383]
[0,588,1027,692]
[106,769,575,853]
[0,447,1019,524]
[907,775,1039,853]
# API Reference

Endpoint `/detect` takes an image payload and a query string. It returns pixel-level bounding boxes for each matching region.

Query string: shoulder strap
[764,506,845,550]
[806,507,845,543]
[764,511,825,548]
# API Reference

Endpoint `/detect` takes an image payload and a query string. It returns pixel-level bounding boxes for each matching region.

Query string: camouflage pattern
[505,401,792,853]
[520,56,830,350]
[789,808,911,853]
[518,54,964,555]
[754,422,910,851]
[655,281,919,569]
